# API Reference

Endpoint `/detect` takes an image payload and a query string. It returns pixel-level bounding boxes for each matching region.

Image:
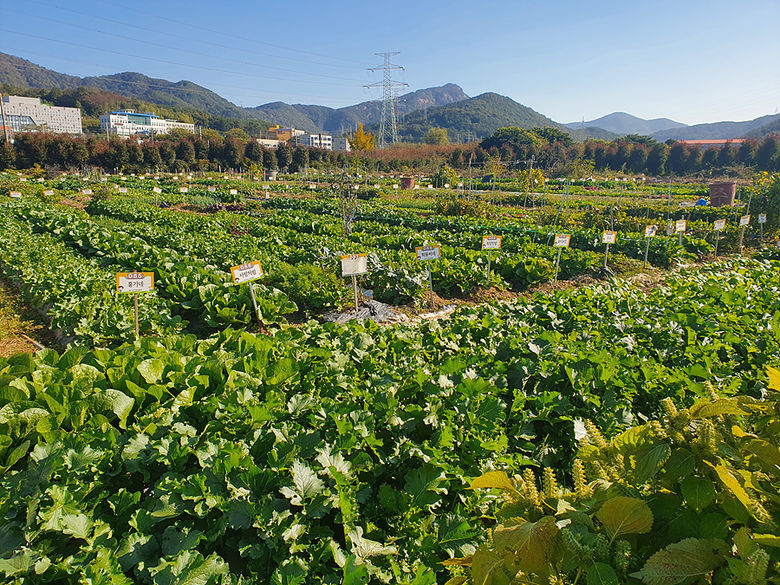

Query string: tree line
[1,128,778,176]
[0,133,348,174]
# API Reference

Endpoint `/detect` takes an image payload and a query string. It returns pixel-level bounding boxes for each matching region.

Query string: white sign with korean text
[341,254,368,276]
[230,261,263,285]
[482,235,502,250]
[416,245,441,261]
[116,272,154,293]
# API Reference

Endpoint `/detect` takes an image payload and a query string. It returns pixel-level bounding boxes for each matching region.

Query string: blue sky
[2,0,779,125]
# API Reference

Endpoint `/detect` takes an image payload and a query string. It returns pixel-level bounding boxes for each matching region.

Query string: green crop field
[0,169,779,585]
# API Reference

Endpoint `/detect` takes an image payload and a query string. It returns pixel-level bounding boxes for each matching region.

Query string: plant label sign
[179,187,188,193]
[553,234,571,248]
[230,261,263,285]
[482,235,502,250]
[416,245,441,261]
[714,219,726,231]
[116,272,154,293]
[82,188,92,195]
[230,189,238,195]
[758,213,767,224]
[44,190,54,196]
[602,231,617,244]
[740,214,751,226]
[118,187,128,193]
[645,225,657,238]
[208,186,216,192]
[675,219,687,233]
[341,253,368,276]
[9,191,22,198]
[153,186,162,194]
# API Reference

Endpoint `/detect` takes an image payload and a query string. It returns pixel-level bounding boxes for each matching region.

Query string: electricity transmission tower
[365,52,408,148]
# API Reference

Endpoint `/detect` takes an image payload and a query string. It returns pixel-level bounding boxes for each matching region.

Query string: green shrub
[450,368,780,585]
[266,262,349,314]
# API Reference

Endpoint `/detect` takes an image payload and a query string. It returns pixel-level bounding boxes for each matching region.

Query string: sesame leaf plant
[450,370,780,585]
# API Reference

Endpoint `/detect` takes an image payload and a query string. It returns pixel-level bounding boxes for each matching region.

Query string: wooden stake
[352,274,359,311]
[133,293,139,339]
[248,281,261,325]
[554,247,562,286]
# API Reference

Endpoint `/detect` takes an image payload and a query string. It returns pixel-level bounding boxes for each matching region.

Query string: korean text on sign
[116,272,154,293]
[482,235,502,250]
[341,254,368,277]
[416,245,441,261]
[230,261,263,285]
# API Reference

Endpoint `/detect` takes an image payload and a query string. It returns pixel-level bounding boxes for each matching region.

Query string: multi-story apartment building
[298,133,333,150]
[99,110,195,136]
[1,95,82,134]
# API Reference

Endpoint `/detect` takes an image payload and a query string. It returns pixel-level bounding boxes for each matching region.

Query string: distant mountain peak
[564,112,687,136]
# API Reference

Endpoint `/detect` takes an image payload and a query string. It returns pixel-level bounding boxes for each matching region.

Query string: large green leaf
[405,465,447,508]
[680,476,715,511]
[635,443,671,482]
[470,547,516,585]
[630,538,728,585]
[587,562,619,585]
[596,497,653,538]
[470,470,517,493]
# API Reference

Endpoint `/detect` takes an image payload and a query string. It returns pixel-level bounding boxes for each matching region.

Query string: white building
[256,138,280,148]
[99,110,195,137]
[1,95,82,134]
[333,136,351,152]
[298,133,333,150]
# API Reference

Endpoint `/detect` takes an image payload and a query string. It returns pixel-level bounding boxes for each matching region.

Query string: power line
[74,0,365,67]
[365,52,408,148]
[1,30,364,88]
[7,6,366,84]
[0,57,355,108]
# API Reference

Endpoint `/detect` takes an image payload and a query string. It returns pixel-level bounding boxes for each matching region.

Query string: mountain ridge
[564,111,687,136]
[650,114,780,141]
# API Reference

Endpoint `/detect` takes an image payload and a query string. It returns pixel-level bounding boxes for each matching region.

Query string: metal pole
[0,92,9,143]
[760,222,764,247]
[714,230,720,258]
[738,226,746,255]
[352,274,359,310]
[133,293,139,339]
[428,262,434,308]
[603,243,610,269]
[643,238,650,268]
[487,250,492,281]
[554,247,562,286]
[248,281,261,325]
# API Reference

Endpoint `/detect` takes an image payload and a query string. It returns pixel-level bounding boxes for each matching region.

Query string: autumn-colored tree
[349,124,376,151]
[423,127,449,145]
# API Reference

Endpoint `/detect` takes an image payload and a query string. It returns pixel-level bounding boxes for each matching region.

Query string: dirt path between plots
[0,278,57,357]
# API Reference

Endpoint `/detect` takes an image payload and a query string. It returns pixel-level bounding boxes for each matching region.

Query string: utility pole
[0,93,9,143]
[365,52,408,148]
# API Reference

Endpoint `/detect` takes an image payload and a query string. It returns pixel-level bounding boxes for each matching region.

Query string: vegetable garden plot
[0,257,778,583]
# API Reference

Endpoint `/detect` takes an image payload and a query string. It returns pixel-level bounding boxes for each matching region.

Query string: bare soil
[0,279,56,357]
